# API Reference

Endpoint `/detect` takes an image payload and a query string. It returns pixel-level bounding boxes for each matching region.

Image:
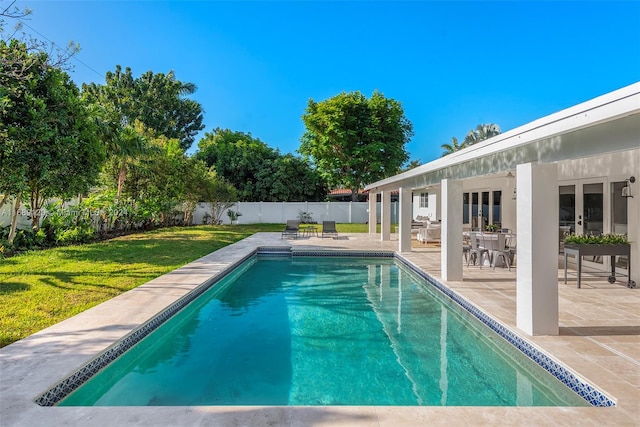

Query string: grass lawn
[0,223,370,348]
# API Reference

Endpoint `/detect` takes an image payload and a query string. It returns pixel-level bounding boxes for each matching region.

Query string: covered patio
[365,82,640,337]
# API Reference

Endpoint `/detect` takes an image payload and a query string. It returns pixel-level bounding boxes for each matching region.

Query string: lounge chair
[281,220,300,239]
[321,221,338,239]
[417,223,441,244]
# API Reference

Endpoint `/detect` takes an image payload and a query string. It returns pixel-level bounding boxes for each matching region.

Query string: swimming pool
[53,254,591,407]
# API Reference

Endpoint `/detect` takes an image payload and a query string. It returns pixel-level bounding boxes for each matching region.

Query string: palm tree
[400,159,422,171]
[111,126,147,201]
[441,136,463,157]
[463,123,501,146]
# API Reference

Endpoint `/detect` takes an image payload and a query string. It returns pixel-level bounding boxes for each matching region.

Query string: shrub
[55,226,96,245]
[564,233,628,245]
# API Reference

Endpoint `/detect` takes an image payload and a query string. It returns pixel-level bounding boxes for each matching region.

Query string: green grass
[0,223,372,348]
[0,224,284,348]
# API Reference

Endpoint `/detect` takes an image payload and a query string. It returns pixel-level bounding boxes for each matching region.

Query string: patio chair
[492,234,516,271]
[321,221,339,239]
[281,220,300,239]
[467,232,491,269]
[463,233,472,263]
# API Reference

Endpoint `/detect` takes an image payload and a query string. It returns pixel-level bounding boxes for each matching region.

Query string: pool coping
[35,247,612,408]
[0,232,635,426]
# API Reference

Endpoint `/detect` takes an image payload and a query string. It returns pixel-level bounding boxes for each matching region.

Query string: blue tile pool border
[393,254,616,408]
[34,248,260,407]
[35,247,614,408]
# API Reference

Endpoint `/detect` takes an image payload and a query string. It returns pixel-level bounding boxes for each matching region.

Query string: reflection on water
[60,256,589,407]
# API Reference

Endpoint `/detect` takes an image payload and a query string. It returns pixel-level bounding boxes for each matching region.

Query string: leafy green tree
[255,154,328,201]
[300,90,413,201]
[83,65,204,151]
[196,128,328,202]
[180,159,212,225]
[199,171,238,225]
[0,39,104,240]
[195,128,277,201]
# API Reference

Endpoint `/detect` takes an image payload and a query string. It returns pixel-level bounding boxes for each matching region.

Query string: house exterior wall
[411,190,439,220]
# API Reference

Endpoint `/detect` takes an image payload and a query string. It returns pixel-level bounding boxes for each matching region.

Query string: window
[492,191,502,226]
[463,193,470,224]
[420,193,429,208]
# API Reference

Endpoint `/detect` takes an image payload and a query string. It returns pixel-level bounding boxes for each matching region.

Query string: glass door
[559,180,606,266]
[583,183,604,236]
[463,189,502,230]
[559,185,575,253]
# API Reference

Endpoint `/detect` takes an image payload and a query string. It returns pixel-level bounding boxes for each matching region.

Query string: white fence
[194,201,399,225]
[0,201,399,230]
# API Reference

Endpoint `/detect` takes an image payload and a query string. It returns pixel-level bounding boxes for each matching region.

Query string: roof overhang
[365,82,640,193]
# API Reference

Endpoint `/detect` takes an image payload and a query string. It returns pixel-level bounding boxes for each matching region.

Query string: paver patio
[0,232,638,426]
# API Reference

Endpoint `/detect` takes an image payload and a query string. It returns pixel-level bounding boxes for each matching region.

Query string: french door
[463,190,501,230]
[559,179,607,268]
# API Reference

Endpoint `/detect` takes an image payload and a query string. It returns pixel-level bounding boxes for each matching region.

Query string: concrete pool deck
[1,232,638,426]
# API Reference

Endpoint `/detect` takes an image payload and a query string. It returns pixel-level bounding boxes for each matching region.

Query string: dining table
[464,231,514,267]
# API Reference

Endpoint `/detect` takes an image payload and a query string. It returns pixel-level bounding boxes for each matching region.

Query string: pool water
[59,256,589,406]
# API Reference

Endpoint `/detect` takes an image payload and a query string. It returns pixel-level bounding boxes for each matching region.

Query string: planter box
[564,244,632,288]
[564,243,630,257]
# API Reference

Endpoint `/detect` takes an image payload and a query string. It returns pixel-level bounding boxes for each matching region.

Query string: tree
[463,123,501,146]
[255,154,328,201]
[199,171,238,225]
[1,2,79,81]
[0,40,104,240]
[180,159,211,225]
[195,128,328,202]
[104,124,148,201]
[300,91,413,201]
[400,159,422,171]
[195,128,277,201]
[83,65,204,151]
[441,124,502,157]
[441,136,463,157]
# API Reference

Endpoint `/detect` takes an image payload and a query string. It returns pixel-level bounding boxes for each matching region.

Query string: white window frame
[420,192,429,208]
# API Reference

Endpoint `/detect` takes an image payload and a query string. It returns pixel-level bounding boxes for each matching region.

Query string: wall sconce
[622,176,635,198]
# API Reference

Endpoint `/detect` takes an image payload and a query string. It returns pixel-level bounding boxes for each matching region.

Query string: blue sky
[14,1,640,163]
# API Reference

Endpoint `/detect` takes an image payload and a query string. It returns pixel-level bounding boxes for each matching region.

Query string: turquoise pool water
[60,256,589,406]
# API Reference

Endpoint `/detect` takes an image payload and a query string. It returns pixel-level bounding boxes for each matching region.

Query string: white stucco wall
[411,189,439,220]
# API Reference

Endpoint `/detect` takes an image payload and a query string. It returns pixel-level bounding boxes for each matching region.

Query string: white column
[398,187,412,252]
[368,195,377,234]
[516,162,559,336]
[381,190,391,241]
[441,179,463,281]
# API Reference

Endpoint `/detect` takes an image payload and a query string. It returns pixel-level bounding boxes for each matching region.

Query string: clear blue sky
[15,1,640,163]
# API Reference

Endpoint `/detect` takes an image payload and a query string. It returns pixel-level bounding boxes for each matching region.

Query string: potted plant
[227,210,242,225]
[485,223,499,232]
